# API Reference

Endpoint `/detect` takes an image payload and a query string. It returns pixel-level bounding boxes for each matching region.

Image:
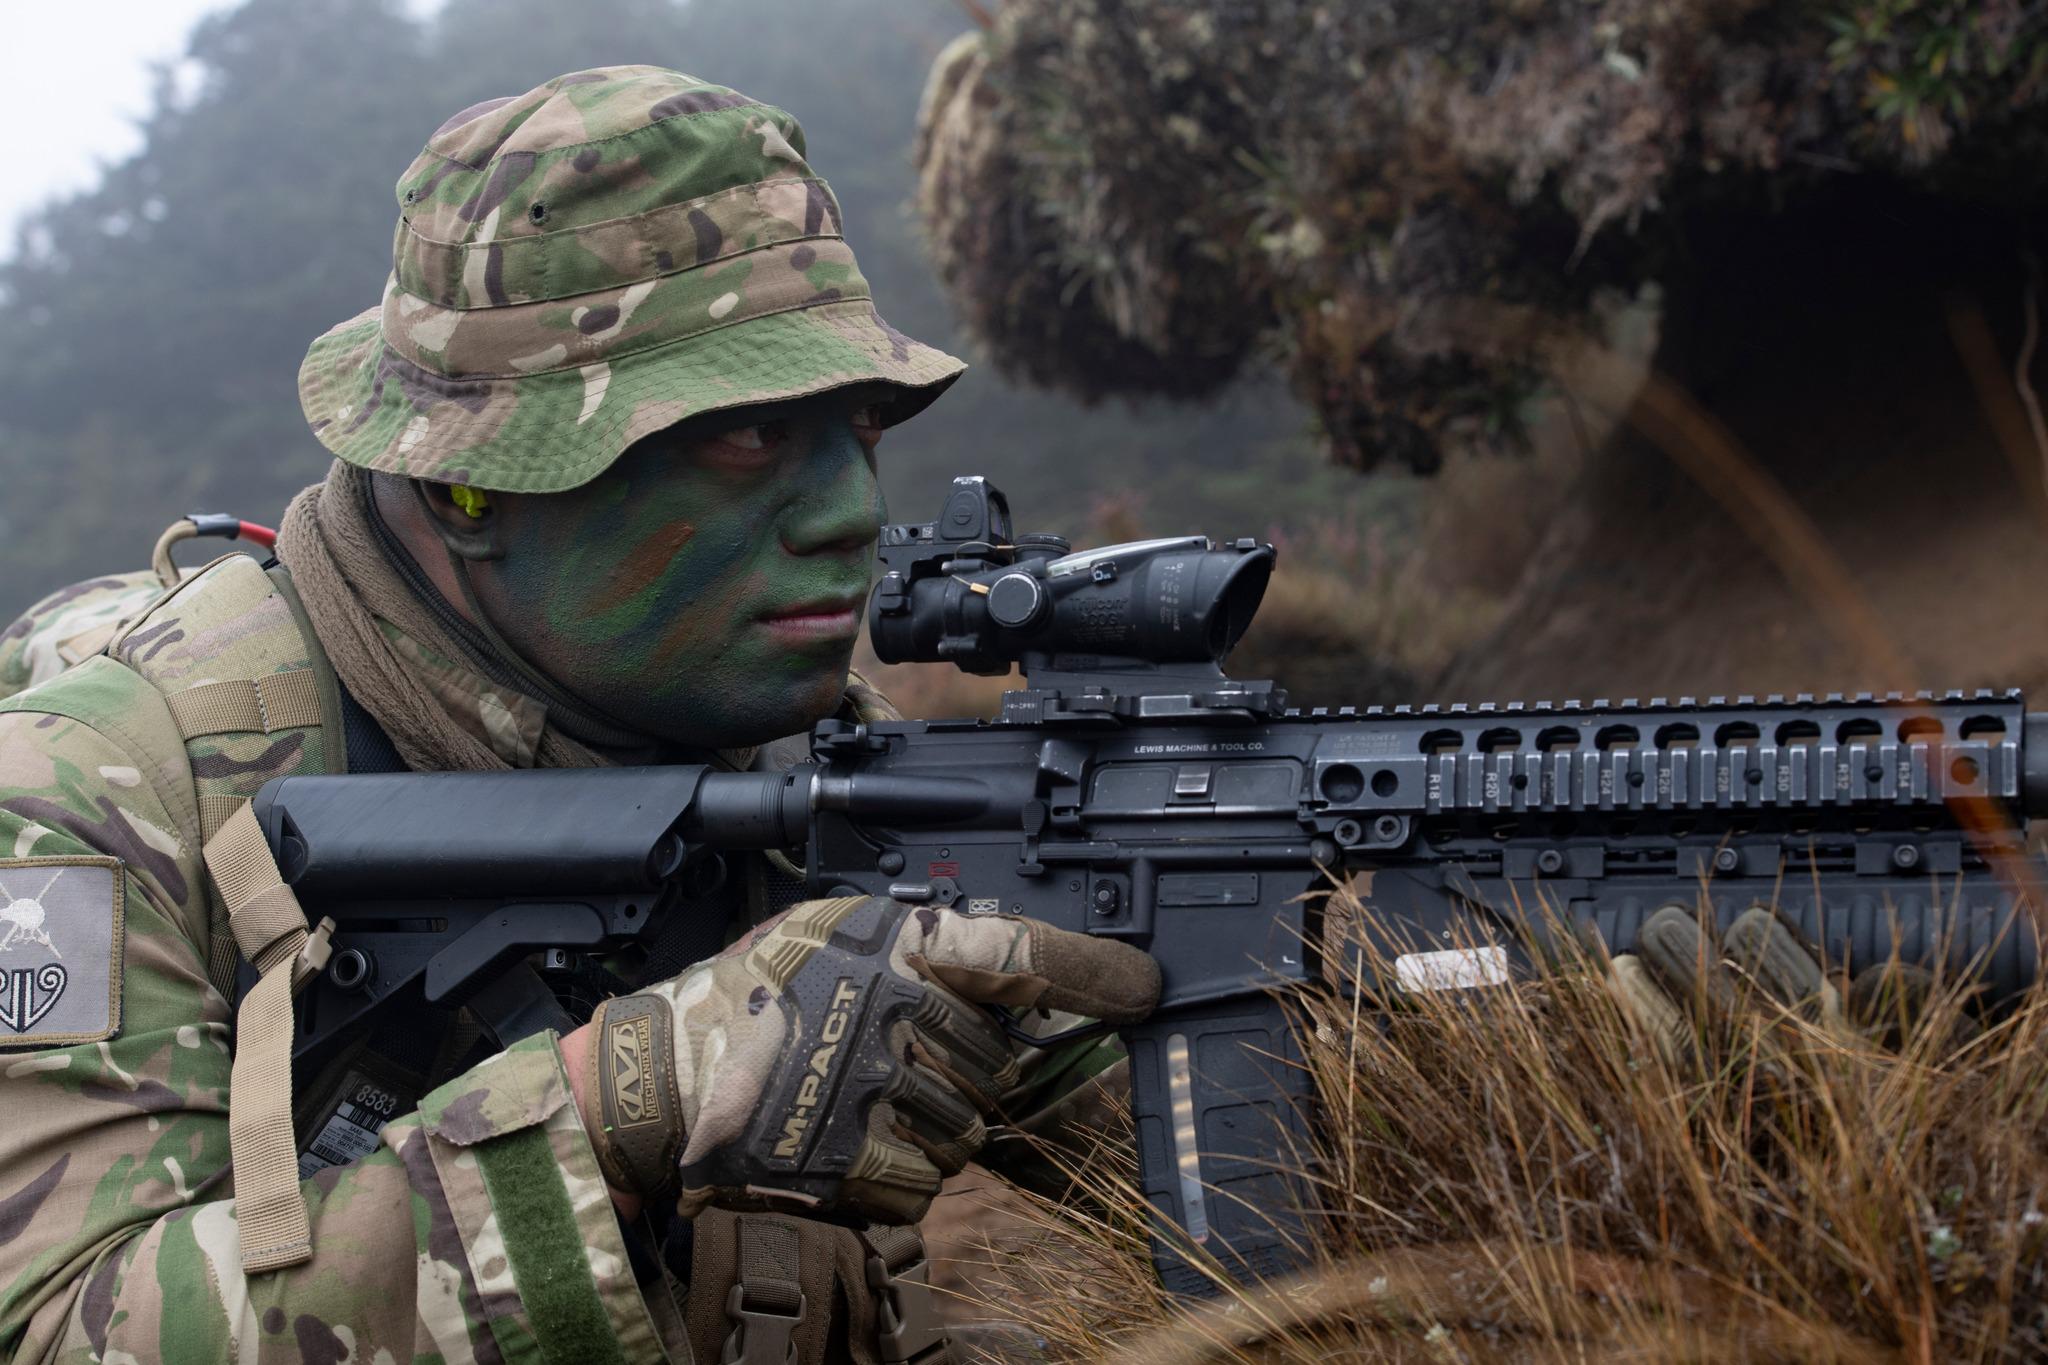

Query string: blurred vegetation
[1827,0,2048,160]
[916,0,2048,477]
[0,0,1392,616]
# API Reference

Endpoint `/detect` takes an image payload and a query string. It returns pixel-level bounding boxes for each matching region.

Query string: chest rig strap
[690,1211,952,1365]
[204,800,334,1273]
[861,1224,948,1365]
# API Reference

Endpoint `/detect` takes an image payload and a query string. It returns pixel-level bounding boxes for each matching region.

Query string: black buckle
[721,1283,804,1365]
[867,1254,947,1364]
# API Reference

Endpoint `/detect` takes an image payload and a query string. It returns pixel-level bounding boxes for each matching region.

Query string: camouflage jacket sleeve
[0,668,669,1363]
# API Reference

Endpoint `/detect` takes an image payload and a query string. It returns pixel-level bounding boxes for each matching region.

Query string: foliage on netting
[913,0,2048,474]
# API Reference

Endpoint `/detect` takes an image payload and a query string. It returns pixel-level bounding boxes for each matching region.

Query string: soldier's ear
[414,479,504,562]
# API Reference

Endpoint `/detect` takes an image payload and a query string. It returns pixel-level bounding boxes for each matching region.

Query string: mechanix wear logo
[0,857,123,1049]
[774,977,861,1158]
[607,1013,660,1128]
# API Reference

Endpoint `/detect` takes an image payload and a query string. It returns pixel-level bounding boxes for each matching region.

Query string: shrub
[914,1,2048,477]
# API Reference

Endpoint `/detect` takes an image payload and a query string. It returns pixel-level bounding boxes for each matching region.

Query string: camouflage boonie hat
[298,65,965,492]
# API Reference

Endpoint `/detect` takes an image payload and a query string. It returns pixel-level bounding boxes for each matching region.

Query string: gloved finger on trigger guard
[902,906,1163,1024]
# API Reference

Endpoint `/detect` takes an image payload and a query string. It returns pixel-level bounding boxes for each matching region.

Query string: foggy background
[5,0,2046,712]
[0,0,1362,609]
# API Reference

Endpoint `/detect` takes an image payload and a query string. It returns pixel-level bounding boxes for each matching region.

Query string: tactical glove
[1609,902,1978,1053]
[582,895,1161,1223]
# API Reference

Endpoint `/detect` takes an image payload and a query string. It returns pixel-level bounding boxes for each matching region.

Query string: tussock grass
[959,882,2048,1362]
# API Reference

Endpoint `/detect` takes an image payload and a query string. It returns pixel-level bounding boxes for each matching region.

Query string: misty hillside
[12,0,2046,718]
[0,0,1348,610]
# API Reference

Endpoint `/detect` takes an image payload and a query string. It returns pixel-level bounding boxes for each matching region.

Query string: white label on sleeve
[1394,945,1510,993]
[299,1102,388,1177]
[298,1074,407,1176]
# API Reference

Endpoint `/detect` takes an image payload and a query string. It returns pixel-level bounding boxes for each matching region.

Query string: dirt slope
[1436,265,2048,705]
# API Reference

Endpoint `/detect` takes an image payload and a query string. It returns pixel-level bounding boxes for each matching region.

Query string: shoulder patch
[0,857,123,1048]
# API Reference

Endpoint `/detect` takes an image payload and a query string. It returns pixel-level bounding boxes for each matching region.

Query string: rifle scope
[867,476,1275,675]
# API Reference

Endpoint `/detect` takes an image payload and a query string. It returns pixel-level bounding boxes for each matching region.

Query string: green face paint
[470,389,891,752]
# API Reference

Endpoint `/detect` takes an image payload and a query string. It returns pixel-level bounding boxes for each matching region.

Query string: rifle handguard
[586,993,685,1202]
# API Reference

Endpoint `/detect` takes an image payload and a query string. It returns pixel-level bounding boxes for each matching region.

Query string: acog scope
[867,476,1275,679]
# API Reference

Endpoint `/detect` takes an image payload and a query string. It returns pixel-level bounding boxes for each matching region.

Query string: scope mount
[994,669,1287,725]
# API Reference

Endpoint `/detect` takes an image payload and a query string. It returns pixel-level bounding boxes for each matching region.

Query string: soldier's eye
[704,420,788,467]
[850,406,884,447]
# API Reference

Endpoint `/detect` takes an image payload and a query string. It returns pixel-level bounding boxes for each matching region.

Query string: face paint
[470,388,890,751]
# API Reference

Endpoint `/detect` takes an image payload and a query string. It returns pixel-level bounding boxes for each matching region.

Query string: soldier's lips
[757,597,864,640]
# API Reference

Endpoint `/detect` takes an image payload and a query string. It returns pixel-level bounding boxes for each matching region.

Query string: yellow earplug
[450,484,490,518]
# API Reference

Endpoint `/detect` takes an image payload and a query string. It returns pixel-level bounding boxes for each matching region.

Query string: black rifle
[257,476,2048,1296]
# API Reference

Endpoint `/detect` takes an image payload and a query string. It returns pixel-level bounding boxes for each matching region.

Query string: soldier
[0,67,1158,1363]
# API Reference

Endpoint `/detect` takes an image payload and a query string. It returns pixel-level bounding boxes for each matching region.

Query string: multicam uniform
[0,573,165,700]
[0,65,996,1364]
[0,555,687,1362]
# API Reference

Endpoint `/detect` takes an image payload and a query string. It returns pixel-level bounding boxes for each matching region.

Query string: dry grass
[954,883,2048,1362]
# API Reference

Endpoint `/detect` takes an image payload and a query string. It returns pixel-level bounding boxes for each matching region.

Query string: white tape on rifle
[1394,945,1510,993]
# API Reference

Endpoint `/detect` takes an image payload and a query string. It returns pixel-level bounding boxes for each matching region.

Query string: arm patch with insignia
[0,856,123,1048]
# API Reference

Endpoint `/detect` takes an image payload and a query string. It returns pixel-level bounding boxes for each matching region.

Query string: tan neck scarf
[276,464,612,772]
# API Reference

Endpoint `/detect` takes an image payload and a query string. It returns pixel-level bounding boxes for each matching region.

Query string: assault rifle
[256,476,2048,1295]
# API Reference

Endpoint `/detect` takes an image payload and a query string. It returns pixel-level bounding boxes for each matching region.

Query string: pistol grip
[1123,995,1317,1295]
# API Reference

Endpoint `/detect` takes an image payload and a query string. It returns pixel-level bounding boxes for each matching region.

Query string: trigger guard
[996,1008,1115,1049]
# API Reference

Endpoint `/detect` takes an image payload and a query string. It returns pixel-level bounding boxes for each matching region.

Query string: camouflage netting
[914,0,2048,473]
